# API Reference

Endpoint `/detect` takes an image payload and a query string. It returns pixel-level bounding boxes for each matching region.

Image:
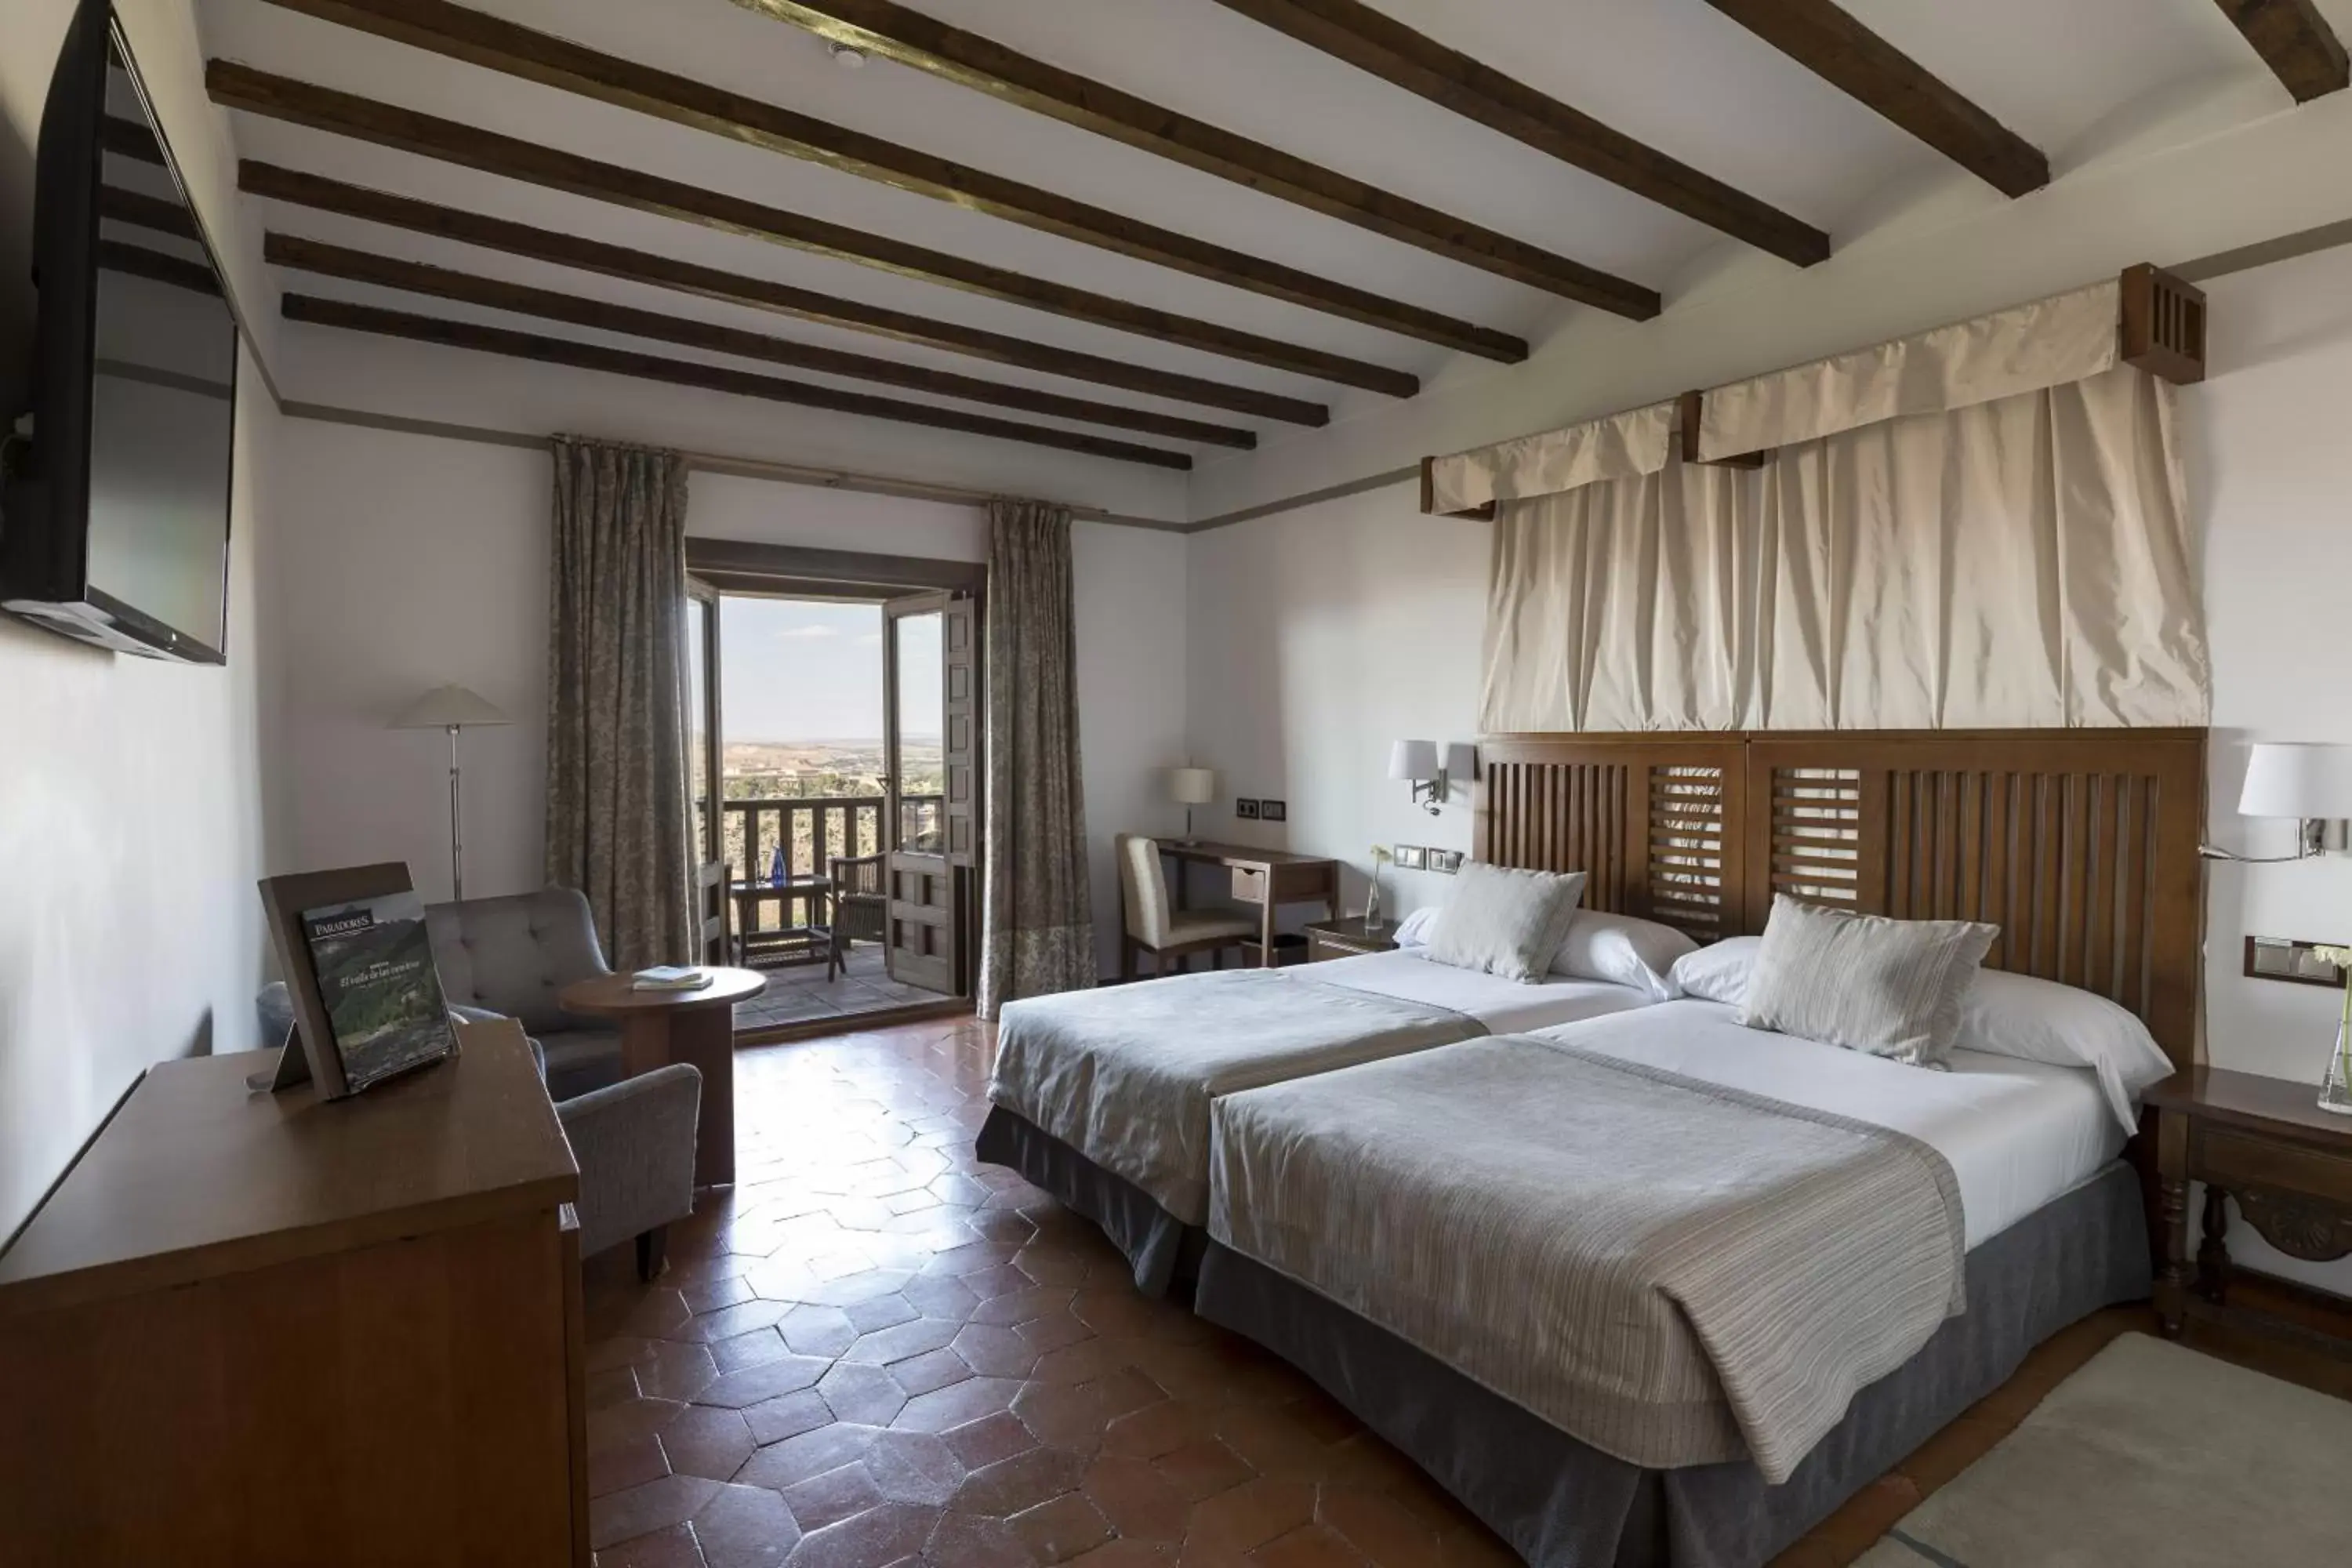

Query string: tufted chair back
[424,887,612,1035]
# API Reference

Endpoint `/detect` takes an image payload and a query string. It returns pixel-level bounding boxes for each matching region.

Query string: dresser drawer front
[2200,1127,2352,1201]
[1231,868,1268,904]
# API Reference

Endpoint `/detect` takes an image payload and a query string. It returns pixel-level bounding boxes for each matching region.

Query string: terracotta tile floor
[582,1017,1525,1568]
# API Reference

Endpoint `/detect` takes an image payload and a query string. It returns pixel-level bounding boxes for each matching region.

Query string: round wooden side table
[559,967,767,1188]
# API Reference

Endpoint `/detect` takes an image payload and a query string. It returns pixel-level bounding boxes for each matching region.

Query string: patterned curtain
[543,436,694,971]
[978,499,1095,1019]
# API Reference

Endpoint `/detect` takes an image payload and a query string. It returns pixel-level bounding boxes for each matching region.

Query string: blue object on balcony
[768,845,788,886]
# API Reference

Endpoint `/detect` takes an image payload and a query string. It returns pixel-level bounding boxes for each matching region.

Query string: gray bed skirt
[975,1105,1204,1296]
[1195,1160,2151,1568]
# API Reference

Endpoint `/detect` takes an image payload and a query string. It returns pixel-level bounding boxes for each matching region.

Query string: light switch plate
[1393,845,1425,869]
[2245,935,2347,988]
[1234,798,1260,820]
[1260,799,1287,822]
[1430,850,1463,874]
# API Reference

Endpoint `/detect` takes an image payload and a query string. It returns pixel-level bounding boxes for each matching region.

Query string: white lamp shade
[1388,739,1439,781]
[2238,742,2352,818]
[1167,767,1216,805]
[391,684,511,730]
[1443,742,1477,782]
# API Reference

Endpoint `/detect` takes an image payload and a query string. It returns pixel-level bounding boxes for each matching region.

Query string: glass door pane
[892,610,946,853]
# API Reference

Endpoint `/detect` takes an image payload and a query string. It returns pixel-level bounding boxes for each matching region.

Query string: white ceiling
[196,0,2351,470]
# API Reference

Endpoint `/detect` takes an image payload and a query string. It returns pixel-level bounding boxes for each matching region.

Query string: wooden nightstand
[2145,1068,2352,1347]
[1304,915,1402,963]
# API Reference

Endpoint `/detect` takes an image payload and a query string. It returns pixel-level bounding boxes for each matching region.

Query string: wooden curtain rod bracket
[2119,263,2208,385]
[1675,391,1766,468]
[1418,456,1497,519]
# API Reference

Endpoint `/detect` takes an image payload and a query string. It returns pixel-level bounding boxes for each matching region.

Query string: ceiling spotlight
[829,41,867,68]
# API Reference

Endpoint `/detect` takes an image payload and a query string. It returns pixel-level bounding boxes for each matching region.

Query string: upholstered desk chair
[1117,833,1254,979]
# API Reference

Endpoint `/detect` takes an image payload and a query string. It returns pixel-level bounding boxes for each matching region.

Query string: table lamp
[1168,767,1215,846]
[392,684,512,900]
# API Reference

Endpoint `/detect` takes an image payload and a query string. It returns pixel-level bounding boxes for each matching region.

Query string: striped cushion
[1741,896,1997,1066]
[1425,863,1587,983]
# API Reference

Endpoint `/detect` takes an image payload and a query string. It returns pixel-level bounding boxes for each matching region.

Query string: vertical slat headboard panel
[1477,737,1747,942]
[1479,729,2205,1070]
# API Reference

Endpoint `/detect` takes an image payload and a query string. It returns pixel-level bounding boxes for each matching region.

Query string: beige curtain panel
[1696,280,2122,463]
[543,436,695,971]
[1481,365,2209,733]
[1428,399,1679,514]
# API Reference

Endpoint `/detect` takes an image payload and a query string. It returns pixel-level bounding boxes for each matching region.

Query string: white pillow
[1668,936,1759,1005]
[1963,969,2176,1134]
[1740,898,1998,1068]
[1424,863,1588,984]
[1552,911,1697,1000]
[1392,905,1442,947]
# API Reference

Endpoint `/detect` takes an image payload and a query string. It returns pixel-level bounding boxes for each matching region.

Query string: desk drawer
[2200,1127,2352,1200]
[1231,868,1267,904]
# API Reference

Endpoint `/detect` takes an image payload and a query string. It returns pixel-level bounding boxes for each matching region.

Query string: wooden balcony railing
[713,793,947,885]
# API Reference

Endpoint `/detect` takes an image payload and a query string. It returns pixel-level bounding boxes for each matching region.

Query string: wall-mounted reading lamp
[1389,740,1475,816]
[2201,742,2352,863]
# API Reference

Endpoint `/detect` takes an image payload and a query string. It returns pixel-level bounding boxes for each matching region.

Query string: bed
[1192,726,2206,1568]
[978,947,1657,1293]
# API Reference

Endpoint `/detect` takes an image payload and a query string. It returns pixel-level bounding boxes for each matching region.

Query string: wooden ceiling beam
[241,162,1327,426]
[1207,0,1828,267]
[2213,0,2350,102]
[728,0,1661,319]
[281,294,1195,469]
[256,0,1526,361]
[206,60,1421,396]
[1698,0,2048,198]
[266,232,1255,448]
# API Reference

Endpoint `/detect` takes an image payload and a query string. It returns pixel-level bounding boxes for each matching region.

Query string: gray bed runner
[1209,1034,1967,1483]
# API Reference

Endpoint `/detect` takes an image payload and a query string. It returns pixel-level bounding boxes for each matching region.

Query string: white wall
[1185,487,1490,927]
[2190,241,2352,1294]
[267,423,1187,982]
[0,1,278,1239]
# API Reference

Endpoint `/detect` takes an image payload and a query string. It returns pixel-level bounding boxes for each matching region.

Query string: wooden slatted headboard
[1477,730,2208,1069]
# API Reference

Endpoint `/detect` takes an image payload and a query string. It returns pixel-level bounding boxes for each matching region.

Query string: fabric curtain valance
[1479,364,2210,734]
[1695,280,2122,462]
[1428,399,1678,514]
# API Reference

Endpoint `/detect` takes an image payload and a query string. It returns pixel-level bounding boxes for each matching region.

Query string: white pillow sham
[1392,905,1442,946]
[1964,968,2176,1134]
[1668,935,2175,1132]
[1551,910,1697,1000]
[1668,936,1759,1004]
[1423,863,1587,984]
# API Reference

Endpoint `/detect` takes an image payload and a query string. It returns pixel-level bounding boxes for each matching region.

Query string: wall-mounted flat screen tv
[1,0,238,663]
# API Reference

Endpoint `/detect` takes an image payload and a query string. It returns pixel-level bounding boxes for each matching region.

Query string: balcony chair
[829,850,890,981]
[1118,833,1254,979]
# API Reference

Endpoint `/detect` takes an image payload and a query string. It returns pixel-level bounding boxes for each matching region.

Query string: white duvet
[1527,1000,2122,1248]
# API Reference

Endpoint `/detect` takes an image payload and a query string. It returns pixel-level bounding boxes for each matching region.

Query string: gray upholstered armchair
[424,887,622,1100]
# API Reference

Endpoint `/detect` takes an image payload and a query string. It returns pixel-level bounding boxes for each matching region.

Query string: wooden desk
[0,1022,587,1566]
[2147,1066,2352,1352]
[559,967,767,1188]
[1160,840,1341,967]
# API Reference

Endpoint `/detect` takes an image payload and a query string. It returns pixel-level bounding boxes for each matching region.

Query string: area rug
[1855,1331,2352,1566]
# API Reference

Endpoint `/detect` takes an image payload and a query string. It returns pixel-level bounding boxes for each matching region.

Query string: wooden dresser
[0,1021,587,1566]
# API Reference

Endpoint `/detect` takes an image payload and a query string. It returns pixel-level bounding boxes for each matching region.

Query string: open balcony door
[882,590,978,996]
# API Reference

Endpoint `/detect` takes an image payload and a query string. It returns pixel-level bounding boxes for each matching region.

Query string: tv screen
[1,1,238,663]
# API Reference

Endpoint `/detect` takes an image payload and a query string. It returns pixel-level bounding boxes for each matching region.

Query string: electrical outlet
[1260,799,1287,822]
[1393,845,1426,869]
[2245,935,2347,987]
[1429,850,1463,874]
[1234,798,1261,820]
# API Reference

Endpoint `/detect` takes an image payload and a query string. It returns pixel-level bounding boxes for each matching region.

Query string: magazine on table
[633,965,715,993]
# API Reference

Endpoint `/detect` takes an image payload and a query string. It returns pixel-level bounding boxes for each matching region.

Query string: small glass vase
[2324,1015,2352,1117]
[1363,875,1384,933]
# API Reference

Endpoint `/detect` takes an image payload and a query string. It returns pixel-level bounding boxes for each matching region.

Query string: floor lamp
[392,684,512,902]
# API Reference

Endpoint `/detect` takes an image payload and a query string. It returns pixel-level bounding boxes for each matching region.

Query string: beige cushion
[1741,896,1998,1067]
[1120,834,1251,951]
[1425,863,1588,983]
[1166,912,1256,945]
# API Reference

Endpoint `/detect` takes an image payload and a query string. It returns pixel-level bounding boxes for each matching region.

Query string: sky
[717,596,942,743]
